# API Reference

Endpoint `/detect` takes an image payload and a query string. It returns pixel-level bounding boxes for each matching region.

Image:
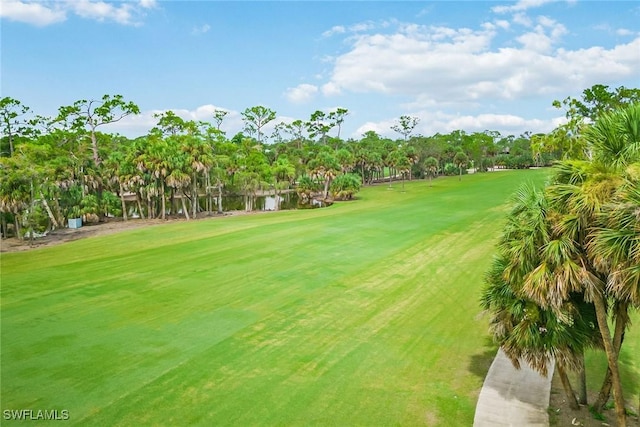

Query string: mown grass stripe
[1,169,637,426]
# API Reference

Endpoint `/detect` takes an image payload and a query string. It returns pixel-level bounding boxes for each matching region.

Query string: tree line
[481,85,640,426]
[1,85,635,242]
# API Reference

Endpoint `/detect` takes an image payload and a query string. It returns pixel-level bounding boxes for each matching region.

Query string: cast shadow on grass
[619,349,640,414]
[467,337,497,381]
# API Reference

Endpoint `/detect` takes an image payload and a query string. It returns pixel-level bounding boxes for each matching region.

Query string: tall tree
[56,95,140,166]
[328,107,349,139]
[0,97,32,157]
[153,110,188,136]
[307,110,334,145]
[391,115,419,141]
[554,84,640,123]
[212,108,228,131]
[241,106,276,143]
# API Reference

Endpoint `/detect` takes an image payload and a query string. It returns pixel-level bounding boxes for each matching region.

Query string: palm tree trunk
[593,291,627,426]
[274,180,279,212]
[596,369,613,414]
[181,192,190,220]
[191,174,198,219]
[118,183,128,221]
[206,173,212,213]
[14,214,22,240]
[594,301,628,412]
[578,360,587,405]
[136,194,145,219]
[39,190,59,229]
[557,363,580,410]
[160,181,166,220]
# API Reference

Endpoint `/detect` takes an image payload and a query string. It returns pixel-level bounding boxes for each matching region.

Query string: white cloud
[192,24,211,35]
[322,25,345,38]
[354,111,561,140]
[139,0,157,9]
[354,120,395,138]
[321,19,640,108]
[516,18,565,52]
[443,113,549,134]
[512,12,533,27]
[322,19,395,39]
[283,84,318,104]
[349,21,377,33]
[495,20,511,30]
[103,104,243,137]
[321,82,341,97]
[516,31,553,52]
[0,0,66,26]
[616,28,635,36]
[492,0,559,14]
[69,0,136,25]
[0,0,155,26]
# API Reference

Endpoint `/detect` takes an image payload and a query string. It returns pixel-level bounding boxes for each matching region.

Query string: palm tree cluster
[481,102,640,426]
[1,93,561,240]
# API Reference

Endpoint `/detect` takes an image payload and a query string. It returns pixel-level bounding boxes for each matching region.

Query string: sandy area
[0,210,271,253]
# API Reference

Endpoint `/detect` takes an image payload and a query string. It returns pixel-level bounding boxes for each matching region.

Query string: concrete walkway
[473,348,555,427]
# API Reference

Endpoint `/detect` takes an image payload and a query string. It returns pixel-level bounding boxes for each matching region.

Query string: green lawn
[1,169,638,426]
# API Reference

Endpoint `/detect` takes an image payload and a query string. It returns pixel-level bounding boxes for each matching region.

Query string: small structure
[68,218,83,229]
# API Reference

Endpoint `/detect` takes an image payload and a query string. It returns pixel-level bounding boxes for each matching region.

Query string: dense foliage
[2,85,636,241]
[482,99,640,426]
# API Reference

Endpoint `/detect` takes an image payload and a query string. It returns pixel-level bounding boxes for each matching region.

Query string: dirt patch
[548,372,639,426]
[0,210,272,253]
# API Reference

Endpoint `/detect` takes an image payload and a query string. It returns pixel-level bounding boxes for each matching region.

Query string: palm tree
[529,104,640,426]
[271,156,296,211]
[542,160,628,424]
[181,134,214,218]
[453,151,468,181]
[585,105,640,415]
[480,185,600,408]
[389,150,411,191]
[136,135,172,220]
[330,173,361,200]
[424,156,438,187]
[308,151,340,199]
[588,173,639,413]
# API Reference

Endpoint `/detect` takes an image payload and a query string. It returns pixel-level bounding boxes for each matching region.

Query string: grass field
[1,169,638,426]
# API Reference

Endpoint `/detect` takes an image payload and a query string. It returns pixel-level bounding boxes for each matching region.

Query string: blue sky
[1,0,639,141]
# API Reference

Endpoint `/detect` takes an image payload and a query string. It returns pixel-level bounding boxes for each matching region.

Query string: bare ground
[548,372,639,427]
[0,210,272,253]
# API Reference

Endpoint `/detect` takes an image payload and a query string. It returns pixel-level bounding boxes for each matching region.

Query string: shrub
[330,173,361,200]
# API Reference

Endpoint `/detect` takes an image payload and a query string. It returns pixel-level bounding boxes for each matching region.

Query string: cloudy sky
[1,0,639,141]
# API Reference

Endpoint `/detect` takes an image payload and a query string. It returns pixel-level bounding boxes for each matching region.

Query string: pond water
[221,192,318,211]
